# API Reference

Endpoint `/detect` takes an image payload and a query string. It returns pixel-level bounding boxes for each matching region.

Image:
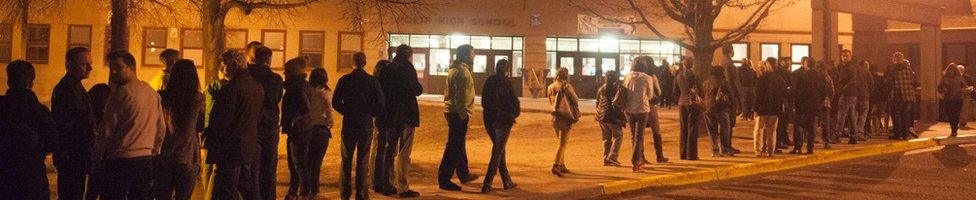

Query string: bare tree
[191,0,440,83]
[108,0,183,53]
[0,0,65,60]
[569,0,792,75]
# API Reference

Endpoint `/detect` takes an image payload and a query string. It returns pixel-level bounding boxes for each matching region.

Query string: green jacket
[444,62,475,116]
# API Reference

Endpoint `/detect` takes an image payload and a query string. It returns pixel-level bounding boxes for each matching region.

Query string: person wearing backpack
[703,67,736,157]
[597,70,626,166]
[547,67,579,177]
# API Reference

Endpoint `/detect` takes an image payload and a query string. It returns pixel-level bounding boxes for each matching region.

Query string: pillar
[918,24,943,121]
[811,0,840,62]
[852,14,889,70]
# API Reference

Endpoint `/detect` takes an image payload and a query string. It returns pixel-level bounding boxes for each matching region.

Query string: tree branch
[626,0,691,48]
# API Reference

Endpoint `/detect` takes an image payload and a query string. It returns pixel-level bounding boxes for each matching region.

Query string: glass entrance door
[575,53,617,98]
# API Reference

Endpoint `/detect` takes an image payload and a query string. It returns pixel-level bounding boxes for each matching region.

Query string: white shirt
[92,80,167,160]
[621,72,661,114]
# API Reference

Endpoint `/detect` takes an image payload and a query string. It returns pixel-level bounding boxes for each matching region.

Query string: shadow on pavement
[933,145,974,169]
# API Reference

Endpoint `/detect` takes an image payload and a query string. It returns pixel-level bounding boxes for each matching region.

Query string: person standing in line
[200,51,233,200]
[305,68,333,198]
[440,44,480,189]
[1,60,58,199]
[885,54,919,140]
[281,57,313,200]
[371,60,397,196]
[814,61,836,149]
[85,83,110,200]
[790,57,830,154]
[939,64,968,137]
[91,51,167,199]
[657,60,677,108]
[703,67,736,157]
[206,50,264,200]
[833,50,863,144]
[52,47,96,200]
[248,46,284,200]
[333,52,385,200]
[597,70,626,166]
[769,57,792,151]
[480,59,521,193]
[150,49,180,91]
[155,59,205,200]
[676,60,704,160]
[854,60,874,140]
[377,44,424,198]
[622,56,668,173]
[547,67,579,176]
[738,58,758,120]
[719,46,741,136]
[753,61,787,157]
[867,64,889,137]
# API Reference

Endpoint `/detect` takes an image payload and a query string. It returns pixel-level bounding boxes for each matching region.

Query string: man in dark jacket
[247,46,284,200]
[375,45,424,198]
[791,57,830,154]
[833,50,863,144]
[333,52,385,200]
[703,67,735,157]
[597,70,625,166]
[1,60,58,199]
[738,59,758,120]
[754,63,787,157]
[281,57,312,199]
[52,47,96,200]
[771,57,793,150]
[480,59,521,193]
[206,50,264,200]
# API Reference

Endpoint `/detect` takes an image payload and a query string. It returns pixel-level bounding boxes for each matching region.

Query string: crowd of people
[0,40,967,200]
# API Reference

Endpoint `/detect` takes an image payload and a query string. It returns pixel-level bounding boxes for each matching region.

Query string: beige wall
[0,0,966,102]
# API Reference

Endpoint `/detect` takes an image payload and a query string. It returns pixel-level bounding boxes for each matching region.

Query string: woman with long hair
[939,63,968,137]
[752,61,787,157]
[155,59,205,200]
[621,56,668,172]
[547,67,579,176]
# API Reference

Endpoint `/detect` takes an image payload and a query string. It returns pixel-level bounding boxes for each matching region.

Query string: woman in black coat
[481,59,520,193]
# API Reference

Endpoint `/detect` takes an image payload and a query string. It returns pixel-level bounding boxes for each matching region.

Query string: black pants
[776,100,794,147]
[647,108,667,160]
[372,126,397,191]
[439,113,472,185]
[892,100,915,139]
[98,156,153,200]
[54,152,90,200]
[943,99,963,133]
[257,133,279,200]
[287,132,311,197]
[154,159,198,200]
[306,126,331,196]
[484,122,513,187]
[793,114,816,152]
[819,107,833,143]
[679,105,702,159]
[212,161,260,200]
[340,125,373,200]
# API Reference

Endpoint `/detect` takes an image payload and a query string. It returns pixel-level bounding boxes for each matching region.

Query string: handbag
[552,85,581,123]
[612,85,628,108]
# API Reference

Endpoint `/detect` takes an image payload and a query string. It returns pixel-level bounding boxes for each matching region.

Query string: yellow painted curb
[600,138,940,194]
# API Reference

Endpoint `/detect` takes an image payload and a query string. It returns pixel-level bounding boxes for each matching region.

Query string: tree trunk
[692,47,714,81]
[109,0,129,53]
[201,0,226,84]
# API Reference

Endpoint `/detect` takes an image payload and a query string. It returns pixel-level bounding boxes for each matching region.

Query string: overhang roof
[891,0,974,15]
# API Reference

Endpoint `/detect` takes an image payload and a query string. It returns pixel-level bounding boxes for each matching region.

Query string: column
[918,24,943,121]
[852,14,889,70]
[811,1,839,62]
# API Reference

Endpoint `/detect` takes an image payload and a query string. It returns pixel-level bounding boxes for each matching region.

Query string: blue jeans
[484,122,514,187]
[705,111,733,154]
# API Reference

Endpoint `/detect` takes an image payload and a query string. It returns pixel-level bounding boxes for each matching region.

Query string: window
[389,33,523,76]
[26,24,51,63]
[143,27,168,67]
[545,37,683,77]
[0,24,11,63]
[226,29,248,50]
[760,43,780,62]
[300,31,325,69]
[338,32,363,72]
[181,29,203,67]
[261,30,286,68]
[791,44,810,71]
[732,43,749,67]
[68,25,92,50]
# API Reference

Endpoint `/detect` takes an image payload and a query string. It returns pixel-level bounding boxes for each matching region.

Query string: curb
[600,138,942,195]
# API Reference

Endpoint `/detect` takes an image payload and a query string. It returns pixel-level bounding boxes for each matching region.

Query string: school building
[1,0,975,119]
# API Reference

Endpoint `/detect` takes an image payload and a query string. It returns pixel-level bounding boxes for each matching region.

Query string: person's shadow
[933,145,973,169]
